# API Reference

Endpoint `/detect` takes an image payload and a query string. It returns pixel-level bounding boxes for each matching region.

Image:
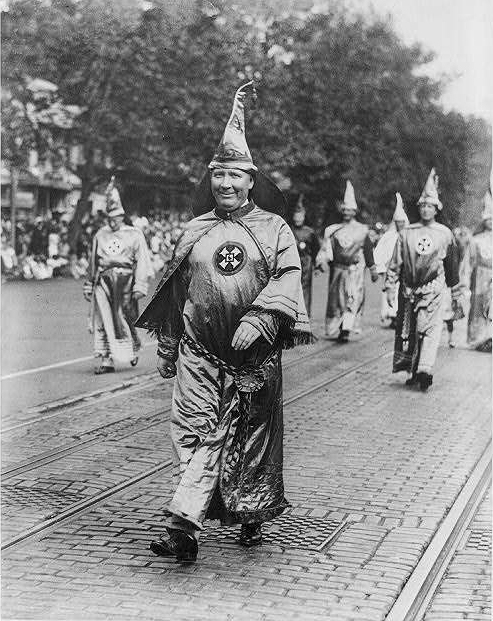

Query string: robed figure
[136,83,312,563]
[83,178,152,374]
[316,181,378,342]
[373,193,409,327]
[384,169,460,391]
[290,198,320,316]
[467,189,492,351]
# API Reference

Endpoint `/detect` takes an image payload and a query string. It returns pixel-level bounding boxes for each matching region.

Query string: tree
[2,0,490,237]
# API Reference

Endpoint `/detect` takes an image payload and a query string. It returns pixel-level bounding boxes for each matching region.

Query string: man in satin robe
[136,83,312,563]
[290,198,320,316]
[384,168,460,391]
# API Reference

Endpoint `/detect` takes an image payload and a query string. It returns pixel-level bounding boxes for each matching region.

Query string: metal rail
[1,340,343,480]
[385,440,492,621]
[1,340,334,434]
[1,348,391,553]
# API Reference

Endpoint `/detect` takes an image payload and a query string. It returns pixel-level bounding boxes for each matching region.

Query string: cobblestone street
[1,279,491,620]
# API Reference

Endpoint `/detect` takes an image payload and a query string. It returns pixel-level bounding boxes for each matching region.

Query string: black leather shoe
[405,374,418,386]
[417,372,433,392]
[150,530,198,563]
[337,330,349,343]
[239,523,262,547]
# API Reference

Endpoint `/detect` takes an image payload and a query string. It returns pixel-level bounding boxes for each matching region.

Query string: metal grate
[1,484,83,514]
[202,513,345,551]
[465,530,492,553]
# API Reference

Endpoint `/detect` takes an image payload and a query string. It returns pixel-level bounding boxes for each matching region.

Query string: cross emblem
[214,242,247,274]
[106,238,122,255]
[415,235,433,256]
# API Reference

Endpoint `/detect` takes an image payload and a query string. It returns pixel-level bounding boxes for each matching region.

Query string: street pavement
[1,278,160,416]
[1,273,491,620]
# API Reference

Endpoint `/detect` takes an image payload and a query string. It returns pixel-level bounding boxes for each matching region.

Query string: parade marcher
[384,168,461,391]
[466,188,492,352]
[316,180,378,342]
[83,177,152,374]
[290,195,320,316]
[135,82,312,563]
[373,192,409,328]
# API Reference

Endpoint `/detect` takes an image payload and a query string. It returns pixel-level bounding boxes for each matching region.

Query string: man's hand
[133,291,145,301]
[315,262,326,274]
[157,357,177,379]
[370,267,379,283]
[231,323,261,350]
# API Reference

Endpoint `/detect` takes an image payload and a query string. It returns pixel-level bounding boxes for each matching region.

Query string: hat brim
[107,207,125,217]
[191,170,287,217]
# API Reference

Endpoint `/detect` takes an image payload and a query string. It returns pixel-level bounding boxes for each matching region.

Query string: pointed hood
[208,81,258,173]
[418,168,442,210]
[341,180,358,212]
[192,82,287,217]
[392,192,409,224]
[105,176,125,217]
[482,188,492,220]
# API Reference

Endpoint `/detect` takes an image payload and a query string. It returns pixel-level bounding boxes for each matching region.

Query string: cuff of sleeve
[157,335,180,361]
[241,309,280,345]
[133,280,148,296]
[450,284,462,300]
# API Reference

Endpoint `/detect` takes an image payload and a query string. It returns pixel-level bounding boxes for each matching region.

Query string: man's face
[210,168,254,212]
[419,202,437,222]
[108,215,124,231]
[293,211,305,227]
[341,205,356,221]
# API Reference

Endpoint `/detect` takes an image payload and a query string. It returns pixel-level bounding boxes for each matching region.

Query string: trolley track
[2,348,392,552]
[1,338,335,435]
[1,339,350,481]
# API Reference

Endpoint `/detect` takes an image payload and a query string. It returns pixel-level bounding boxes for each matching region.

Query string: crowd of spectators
[1,210,189,283]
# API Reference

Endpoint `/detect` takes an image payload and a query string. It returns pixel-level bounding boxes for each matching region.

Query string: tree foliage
[2,0,491,236]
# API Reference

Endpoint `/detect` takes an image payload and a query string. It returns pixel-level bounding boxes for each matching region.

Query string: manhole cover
[203,513,345,551]
[1,484,83,513]
[466,530,491,552]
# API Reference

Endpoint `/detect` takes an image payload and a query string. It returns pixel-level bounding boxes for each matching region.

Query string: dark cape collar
[214,200,255,222]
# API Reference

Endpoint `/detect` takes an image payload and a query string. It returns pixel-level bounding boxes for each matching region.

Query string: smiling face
[418,202,437,223]
[108,214,124,231]
[210,168,254,212]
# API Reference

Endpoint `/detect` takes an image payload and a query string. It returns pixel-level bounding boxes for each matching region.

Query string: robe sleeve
[310,231,321,262]
[363,233,376,269]
[316,227,334,266]
[443,233,460,294]
[156,262,189,361]
[132,229,153,296]
[245,221,303,332]
[384,233,403,292]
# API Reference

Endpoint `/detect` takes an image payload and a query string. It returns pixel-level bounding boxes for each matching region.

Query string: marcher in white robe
[384,169,461,391]
[84,178,152,373]
[316,180,378,342]
[373,192,409,327]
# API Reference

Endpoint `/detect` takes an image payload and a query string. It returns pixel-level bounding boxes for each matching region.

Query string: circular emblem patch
[415,234,433,256]
[106,237,122,255]
[298,241,306,250]
[214,242,247,275]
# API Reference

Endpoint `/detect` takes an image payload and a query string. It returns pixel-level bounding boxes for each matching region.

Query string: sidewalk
[2,326,491,620]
